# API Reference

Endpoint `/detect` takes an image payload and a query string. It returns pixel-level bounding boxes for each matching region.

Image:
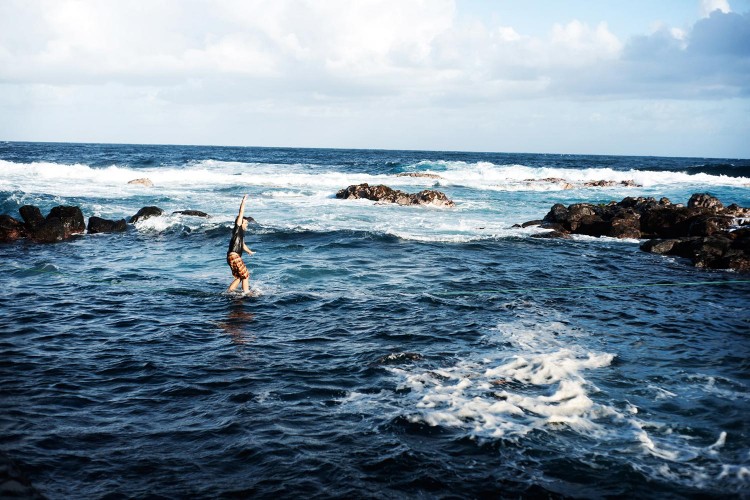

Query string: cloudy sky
[1,0,749,157]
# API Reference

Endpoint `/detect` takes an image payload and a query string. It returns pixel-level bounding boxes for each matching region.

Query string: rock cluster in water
[336,183,455,207]
[0,204,210,244]
[525,193,750,271]
[523,178,641,190]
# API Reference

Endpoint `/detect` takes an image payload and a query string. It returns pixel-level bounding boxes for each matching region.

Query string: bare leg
[227,278,240,293]
[241,278,250,295]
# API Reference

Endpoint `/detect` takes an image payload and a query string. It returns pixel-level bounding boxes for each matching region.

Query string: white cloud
[700,0,731,17]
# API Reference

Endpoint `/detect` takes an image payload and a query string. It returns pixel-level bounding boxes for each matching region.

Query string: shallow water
[1,142,749,498]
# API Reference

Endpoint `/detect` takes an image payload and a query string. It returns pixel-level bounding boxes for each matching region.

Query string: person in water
[226,194,255,294]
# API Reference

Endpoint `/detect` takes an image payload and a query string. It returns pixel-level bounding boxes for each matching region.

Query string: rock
[524,178,575,189]
[521,220,543,228]
[128,178,154,187]
[640,239,682,255]
[532,230,571,239]
[172,210,210,218]
[19,205,45,229]
[375,352,424,365]
[47,205,85,238]
[542,204,569,225]
[584,180,618,187]
[0,215,25,242]
[28,218,66,243]
[582,179,641,188]
[526,177,568,183]
[687,215,734,237]
[410,190,455,208]
[564,204,597,232]
[130,206,164,223]
[688,193,723,211]
[87,216,128,234]
[336,184,454,207]
[608,210,642,239]
[531,193,750,271]
[620,180,641,187]
[640,207,698,238]
[396,173,443,179]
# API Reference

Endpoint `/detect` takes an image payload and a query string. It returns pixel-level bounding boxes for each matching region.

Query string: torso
[228,223,244,255]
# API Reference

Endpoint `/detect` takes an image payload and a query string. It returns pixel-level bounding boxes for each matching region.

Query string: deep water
[1,142,749,498]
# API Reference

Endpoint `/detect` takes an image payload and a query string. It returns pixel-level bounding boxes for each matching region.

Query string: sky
[1,0,749,158]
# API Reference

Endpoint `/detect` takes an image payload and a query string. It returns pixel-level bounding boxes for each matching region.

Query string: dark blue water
[1,142,749,498]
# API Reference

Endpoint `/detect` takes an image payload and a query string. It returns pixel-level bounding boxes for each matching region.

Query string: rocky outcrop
[87,216,128,234]
[641,228,750,272]
[527,193,750,271]
[583,180,641,188]
[522,178,641,189]
[0,215,25,242]
[16,205,86,243]
[128,178,154,187]
[19,205,45,229]
[336,183,455,207]
[47,206,85,238]
[173,210,210,218]
[130,206,164,223]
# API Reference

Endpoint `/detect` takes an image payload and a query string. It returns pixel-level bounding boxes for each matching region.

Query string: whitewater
[1,142,749,498]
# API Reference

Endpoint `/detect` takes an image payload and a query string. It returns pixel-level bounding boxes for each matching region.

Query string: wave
[3,160,749,200]
[402,160,750,190]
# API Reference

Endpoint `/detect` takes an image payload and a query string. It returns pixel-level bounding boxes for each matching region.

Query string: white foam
[405,160,750,191]
[378,312,746,492]
[390,318,616,440]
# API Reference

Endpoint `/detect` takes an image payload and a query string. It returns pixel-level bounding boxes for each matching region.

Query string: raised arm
[235,194,248,225]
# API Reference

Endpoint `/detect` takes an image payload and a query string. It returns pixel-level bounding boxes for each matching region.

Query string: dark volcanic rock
[0,215,25,242]
[28,218,66,243]
[87,216,128,234]
[336,183,455,207]
[19,205,45,229]
[533,193,750,272]
[688,193,723,211]
[130,206,164,223]
[173,210,210,218]
[47,205,85,238]
[532,230,571,239]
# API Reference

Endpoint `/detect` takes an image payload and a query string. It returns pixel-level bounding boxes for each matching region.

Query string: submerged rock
[130,206,164,223]
[583,179,641,188]
[128,178,154,187]
[173,210,210,218]
[396,172,443,179]
[375,352,424,365]
[87,216,128,234]
[336,183,455,207]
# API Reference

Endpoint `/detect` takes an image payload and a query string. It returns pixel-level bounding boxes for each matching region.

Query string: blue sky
[1,0,749,157]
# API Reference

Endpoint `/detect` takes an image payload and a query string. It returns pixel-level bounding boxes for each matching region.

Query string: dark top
[228,222,245,256]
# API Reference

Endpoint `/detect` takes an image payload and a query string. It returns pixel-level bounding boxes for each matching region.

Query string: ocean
[1,142,749,498]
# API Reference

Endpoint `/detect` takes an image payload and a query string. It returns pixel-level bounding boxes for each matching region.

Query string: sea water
[1,142,749,498]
